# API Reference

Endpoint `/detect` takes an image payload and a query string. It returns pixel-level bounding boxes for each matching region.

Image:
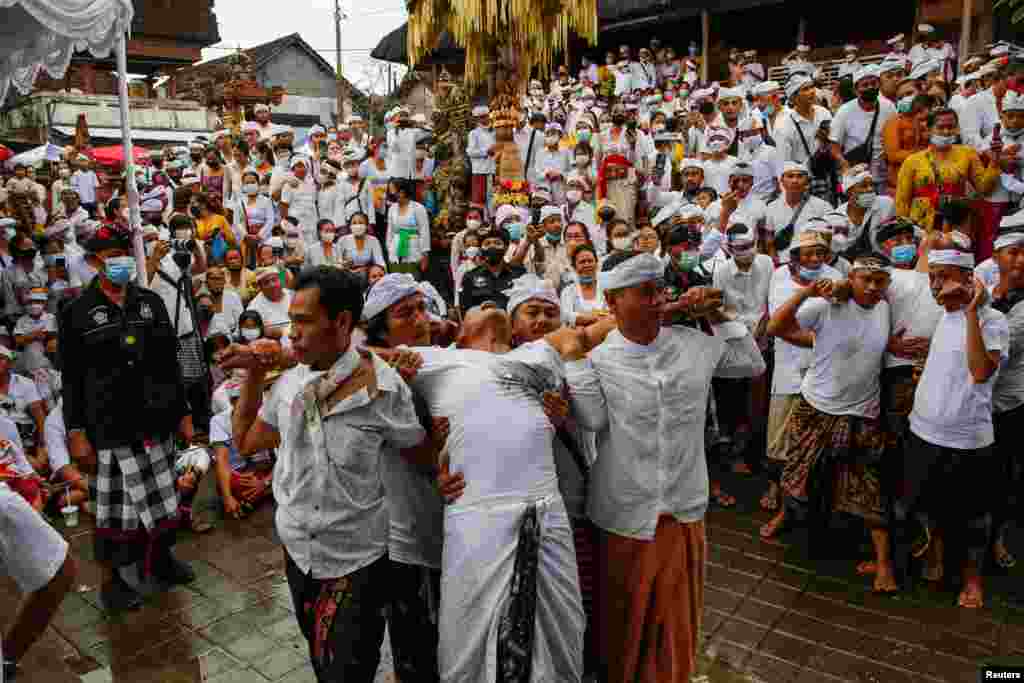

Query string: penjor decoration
[405,0,597,89]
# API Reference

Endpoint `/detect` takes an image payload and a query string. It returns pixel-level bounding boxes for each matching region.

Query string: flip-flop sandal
[910,523,932,559]
[191,520,214,534]
[995,541,1017,569]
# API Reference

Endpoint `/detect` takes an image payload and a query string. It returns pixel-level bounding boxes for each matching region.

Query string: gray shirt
[260,351,425,579]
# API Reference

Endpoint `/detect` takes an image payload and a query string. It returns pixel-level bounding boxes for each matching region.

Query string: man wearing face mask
[830,67,897,192]
[59,223,195,611]
[836,165,897,258]
[895,107,1000,236]
[460,227,526,312]
[873,217,941,461]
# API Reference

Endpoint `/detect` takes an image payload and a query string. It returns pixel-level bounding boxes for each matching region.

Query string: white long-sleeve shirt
[713,254,773,332]
[961,89,999,152]
[466,126,497,175]
[566,323,765,539]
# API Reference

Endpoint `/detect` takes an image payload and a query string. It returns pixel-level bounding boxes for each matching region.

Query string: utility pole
[334,0,347,125]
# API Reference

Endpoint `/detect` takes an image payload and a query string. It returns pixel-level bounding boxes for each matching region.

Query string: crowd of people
[2,23,1024,683]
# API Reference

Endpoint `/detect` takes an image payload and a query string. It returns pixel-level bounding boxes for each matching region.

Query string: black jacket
[460,263,527,312]
[59,278,190,449]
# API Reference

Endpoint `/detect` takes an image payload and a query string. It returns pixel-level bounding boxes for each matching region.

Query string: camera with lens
[171,238,196,270]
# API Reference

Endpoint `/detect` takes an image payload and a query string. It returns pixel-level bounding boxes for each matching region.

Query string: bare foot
[759,482,779,511]
[760,510,787,540]
[958,580,984,609]
[872,561,898,593]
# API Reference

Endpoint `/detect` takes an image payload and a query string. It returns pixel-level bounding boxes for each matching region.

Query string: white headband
[363,273,420,321]
[599,253,664,291]
[994,232,1024,251]
[505,274,559,315]
[929,249,975,268]
[843,168,873,193]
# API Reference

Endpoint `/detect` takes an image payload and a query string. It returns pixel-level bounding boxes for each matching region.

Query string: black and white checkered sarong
[95,439,179,533]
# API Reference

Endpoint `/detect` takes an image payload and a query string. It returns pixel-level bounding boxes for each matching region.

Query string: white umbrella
[0,0,143,282]
[3,142,62,169]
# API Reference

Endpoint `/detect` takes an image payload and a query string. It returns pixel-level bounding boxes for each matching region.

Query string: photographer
[146,215,211,434]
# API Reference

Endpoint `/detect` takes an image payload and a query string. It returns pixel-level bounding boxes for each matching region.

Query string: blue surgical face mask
[506,222,524,241]
[799,265,823,282]
[931,134,957,149]
[578,274,595,284]
[545,231,562,244]
[104,256,136,285]
[890,243,916,265]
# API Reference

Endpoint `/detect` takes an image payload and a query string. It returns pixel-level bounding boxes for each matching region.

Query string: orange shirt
[882,114,926,195]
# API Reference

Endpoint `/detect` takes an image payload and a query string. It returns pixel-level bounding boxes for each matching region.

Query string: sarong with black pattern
[497,503,541,683]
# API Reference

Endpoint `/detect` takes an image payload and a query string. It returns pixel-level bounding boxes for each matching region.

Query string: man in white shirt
[70,160,100,217]
[761,231,841,514]
[706,161,767,233]
[830,66,897,192]
[874,218,941,442]
[765,253,895,591]
[517,112,549,188]
[466,106,497,211]
[401,305,609,683]
[961,66,1005,151]
[907,24,956,68]
[566,251,765,683]
[224,267,430,680]
[713,223,774,470]
[763,162,833,262]
[774,75,834,202]
[895,238,1010,607]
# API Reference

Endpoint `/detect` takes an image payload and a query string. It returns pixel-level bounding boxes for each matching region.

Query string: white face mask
[466,219,482,232]
[243,183,259,195]
[465,246,481,260]
[351,223,368,237]
[240,328,261,341]
[28,303,45,317]
[321,231,336,242]
[612,236,633,251]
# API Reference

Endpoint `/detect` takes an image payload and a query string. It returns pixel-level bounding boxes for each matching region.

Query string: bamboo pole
[701,10,710,83]
[958,0,974,71]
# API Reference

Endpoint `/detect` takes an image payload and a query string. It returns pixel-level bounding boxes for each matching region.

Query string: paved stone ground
[5,466,1024,682]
